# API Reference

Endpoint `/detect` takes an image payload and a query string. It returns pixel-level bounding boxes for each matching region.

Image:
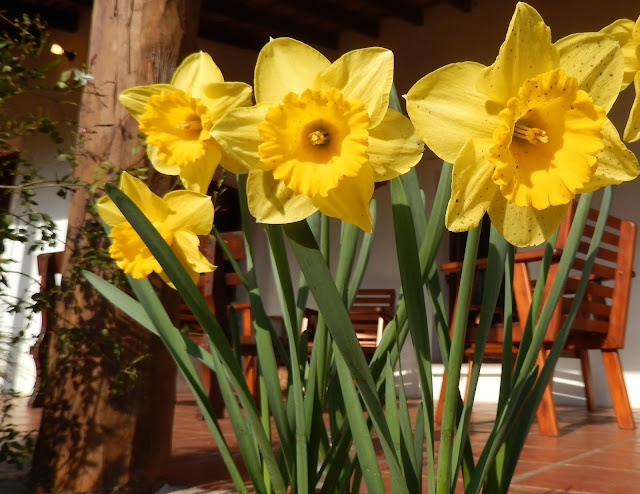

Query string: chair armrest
[439,248,563,273]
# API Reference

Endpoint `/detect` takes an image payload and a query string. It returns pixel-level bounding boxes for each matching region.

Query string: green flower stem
[284,220,409,494]
[370,162,452,381]
[498,244,515,413]
[513,192,593,389]
[436,225,481,494]
[266,224,308,494]
[347,200,377,305]
[510,230,558,385]
[500,187,612,492]
[451,225,508,489]
[236,175,294,459]
[126,277,252,494]
[390,176,436,494]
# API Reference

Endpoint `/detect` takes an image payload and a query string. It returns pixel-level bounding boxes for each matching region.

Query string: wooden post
[31,1,201,492]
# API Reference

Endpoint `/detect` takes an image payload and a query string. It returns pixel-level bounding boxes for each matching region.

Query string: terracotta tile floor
[3,394,640,493]
[168,393,640,493]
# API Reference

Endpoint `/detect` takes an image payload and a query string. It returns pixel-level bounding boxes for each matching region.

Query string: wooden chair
[439,203,636,436]
[301,288,396,358]
[349,288,396,356]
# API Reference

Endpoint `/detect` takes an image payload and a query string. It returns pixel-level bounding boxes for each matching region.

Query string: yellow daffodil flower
[407,3,639,247]
[601,14,640,142]
[119,52,252,193]
[97,172,215,286]
[210,38,424,232]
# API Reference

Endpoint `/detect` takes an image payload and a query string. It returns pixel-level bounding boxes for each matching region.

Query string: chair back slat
[577,241,619,263]
[551,206,636,349]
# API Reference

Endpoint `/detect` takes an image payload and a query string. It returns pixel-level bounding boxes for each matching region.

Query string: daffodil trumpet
[407,3,639,247]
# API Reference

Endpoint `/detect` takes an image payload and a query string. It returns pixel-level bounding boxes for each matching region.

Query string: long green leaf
[284,220,409,494]
[451,225,508,489]
[236,176,295,479]
[500,188,610,491]
[437,226,481,494]
[129,276,249,493]
[390,177,436,494]
[266,224,308,494]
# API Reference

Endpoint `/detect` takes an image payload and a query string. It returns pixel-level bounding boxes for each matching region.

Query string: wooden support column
[31,1,201,492]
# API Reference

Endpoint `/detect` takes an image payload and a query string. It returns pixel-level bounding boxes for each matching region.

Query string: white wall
[0,14,89,394]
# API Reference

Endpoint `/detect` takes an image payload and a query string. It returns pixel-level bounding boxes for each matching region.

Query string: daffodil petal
[488,196,569,248]
[445,138,498,232]
[174,231,216,274]
[601,18,639,89]
[556,32,624,112]
[200,82,253,120]
[406,62,499,164]
[164,190,214,235]
[96,196,124,227]
[210,104,270,174]
[254,38,330,104]
[171,52,224,98]
[119,84,176,121]
[578,120,640,192]
[316,48,393,128]
[312,164,374,233]
[246,169,317,224]
[147,145,180,176]
[159,231,215,288]
[178,146,221,193]
[119,172,171,222]
[624,71,640,143]
[476,3,559,105]
[368,108,424,182]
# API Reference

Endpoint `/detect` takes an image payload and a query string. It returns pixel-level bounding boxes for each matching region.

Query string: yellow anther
[514,122,548,144]
[309,129,329,146]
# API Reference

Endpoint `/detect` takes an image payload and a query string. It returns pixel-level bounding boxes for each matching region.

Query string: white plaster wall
[0,16,88,394]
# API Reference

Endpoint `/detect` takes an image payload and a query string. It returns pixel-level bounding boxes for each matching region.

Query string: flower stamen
[513,122,548,144]
[257,88,370,197]
[309,130,330,146]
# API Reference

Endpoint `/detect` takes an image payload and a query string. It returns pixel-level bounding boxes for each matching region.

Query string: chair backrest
[349,288,396,347]
[515,203,636,349]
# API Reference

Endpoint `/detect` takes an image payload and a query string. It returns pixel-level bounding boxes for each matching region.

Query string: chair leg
[435,372,446,425]
[244,354,259,403]
[578,350,596,412]
[535,350,560,437]
[601,350,635,430]
[435,362,471,426]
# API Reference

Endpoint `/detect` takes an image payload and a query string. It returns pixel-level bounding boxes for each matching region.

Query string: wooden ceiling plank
[202,3,340,49]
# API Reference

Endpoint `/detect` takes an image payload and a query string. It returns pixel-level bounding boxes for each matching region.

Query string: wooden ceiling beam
[203,3,340,50]
[361,0,424,26]
[274,0,380,38]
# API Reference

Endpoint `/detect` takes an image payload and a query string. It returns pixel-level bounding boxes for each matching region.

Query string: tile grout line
[512,435,639,482]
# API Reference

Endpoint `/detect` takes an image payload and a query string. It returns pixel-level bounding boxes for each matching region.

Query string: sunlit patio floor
[168,393,640,493]
[3,393,640,493]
